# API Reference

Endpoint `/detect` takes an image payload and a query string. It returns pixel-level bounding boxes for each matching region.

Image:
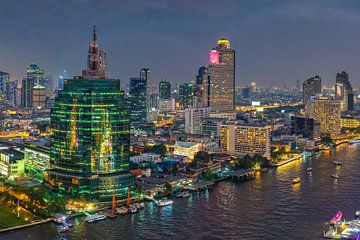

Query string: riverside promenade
[0,218,53,233]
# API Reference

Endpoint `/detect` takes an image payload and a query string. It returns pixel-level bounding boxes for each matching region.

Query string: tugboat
[292,177,301,184]
[331,173,339,179]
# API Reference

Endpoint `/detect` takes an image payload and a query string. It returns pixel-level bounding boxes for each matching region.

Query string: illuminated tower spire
[82,25,107,79]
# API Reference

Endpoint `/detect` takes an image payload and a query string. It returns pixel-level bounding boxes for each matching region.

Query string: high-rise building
[0,71,10,100]
[82,25,107,79]
[250,82,257,92]
[32,84,46,110]
[140,68,154,121]
[159,80,171,100]
[196,66,207,85]
[242,86,251,99]
[46,26,135,201]
[335,71,354,111]
[185,107,210,134]
[205,38,235,112]
[291,116,320,140]
[5,80,18,106]
[306,97,341,134]
[26,64,45,83]
[303,76,321,106]
[129,77,147,127]
[21,78,34,108]
[179,83,194,109]
[296,79,301,92]
[220,122,271,159]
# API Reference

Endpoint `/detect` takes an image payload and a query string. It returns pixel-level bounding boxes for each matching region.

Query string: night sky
[1,0,360,88]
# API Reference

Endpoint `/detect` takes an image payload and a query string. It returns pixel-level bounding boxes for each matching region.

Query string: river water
[3,143,360,240]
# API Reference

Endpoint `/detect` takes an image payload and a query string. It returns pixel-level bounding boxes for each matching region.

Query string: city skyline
[1,1,360,88]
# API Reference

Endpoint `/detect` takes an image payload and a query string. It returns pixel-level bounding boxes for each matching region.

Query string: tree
[321,133,332,144]
[203,169,215,181]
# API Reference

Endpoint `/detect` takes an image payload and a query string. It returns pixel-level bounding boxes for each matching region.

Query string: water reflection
[3,144,360,240]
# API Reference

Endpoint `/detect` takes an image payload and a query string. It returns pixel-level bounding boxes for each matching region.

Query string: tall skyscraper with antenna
[47,26,134,201]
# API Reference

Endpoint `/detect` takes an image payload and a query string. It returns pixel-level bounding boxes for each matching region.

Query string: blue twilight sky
[0,0,360,88]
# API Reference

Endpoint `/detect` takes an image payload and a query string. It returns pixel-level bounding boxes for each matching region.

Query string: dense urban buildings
[303,75,321,105]
[46,27,135,201]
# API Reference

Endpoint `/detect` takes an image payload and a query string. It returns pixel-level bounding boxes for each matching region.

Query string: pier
[228,169,256,180]
[183,180,215,191]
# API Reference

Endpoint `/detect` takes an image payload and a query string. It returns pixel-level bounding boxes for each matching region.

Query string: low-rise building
[0,149,25,178]
[24,144,50,175]
[173,141,202,160]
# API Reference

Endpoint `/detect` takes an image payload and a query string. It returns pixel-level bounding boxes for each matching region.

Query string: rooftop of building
[175,141,199,148]
[0,149,24,161]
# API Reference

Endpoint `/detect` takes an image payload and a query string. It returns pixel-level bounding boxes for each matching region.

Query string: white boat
[128,204,138,213]
[116,207,128,215]
[306,167,312,172]
[331,173,339,179]
[155,198,174,207]
[355,210,360,219]
[85,214,107,223]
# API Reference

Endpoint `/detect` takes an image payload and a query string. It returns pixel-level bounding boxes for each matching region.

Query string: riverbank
[269,154,303,167]
[0,218,52,234]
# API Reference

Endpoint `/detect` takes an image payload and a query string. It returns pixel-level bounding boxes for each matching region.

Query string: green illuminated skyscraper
[46,26,135,201]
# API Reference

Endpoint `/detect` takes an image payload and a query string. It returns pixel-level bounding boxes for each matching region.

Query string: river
[3,143,360,240]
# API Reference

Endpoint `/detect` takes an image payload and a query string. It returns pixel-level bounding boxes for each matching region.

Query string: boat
[155,198,174,207]
[134,202,144,209]
[128,204,138,213]
[181,191,191,198]
[60,225,69,233]
[85,214,107,223]
[116,207,128,215]
[331,173,339,179]
[349,139,360,145]
[323,226,338,238]
[175,192,183,198]
[355,210,360,219]
[334,161,342,166]
[306,167,312,172]
[330,211,342,224]
[261,168,268,173]
[102,209,117,219]
[292,177,301,184]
